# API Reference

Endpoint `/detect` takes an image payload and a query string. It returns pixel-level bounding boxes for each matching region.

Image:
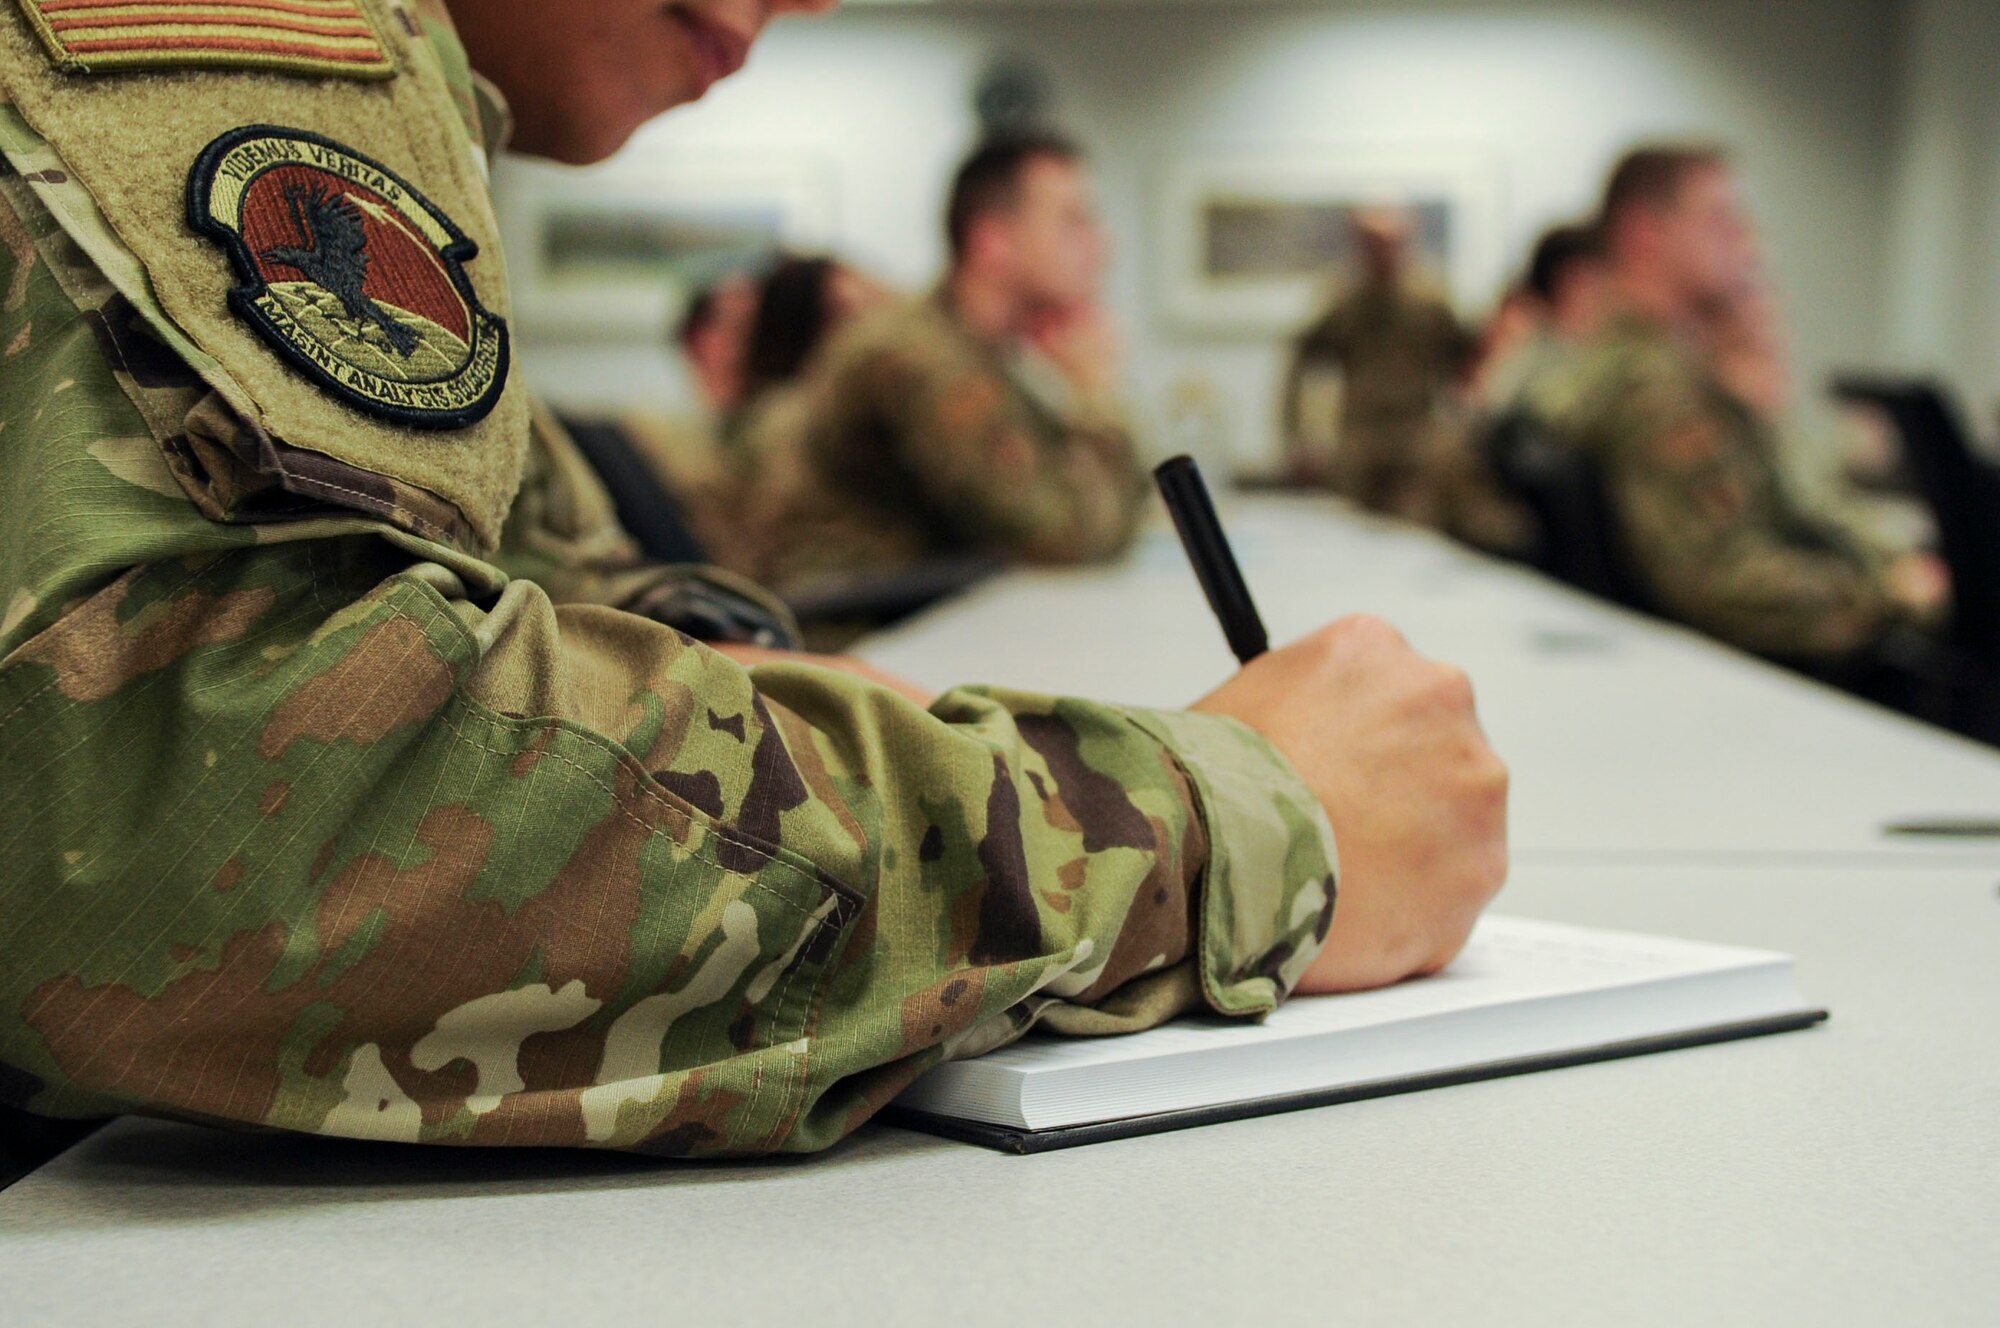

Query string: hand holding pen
[1156,454,1512,993]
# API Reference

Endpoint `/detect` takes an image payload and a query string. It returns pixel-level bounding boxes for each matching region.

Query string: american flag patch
[13,0,397,81]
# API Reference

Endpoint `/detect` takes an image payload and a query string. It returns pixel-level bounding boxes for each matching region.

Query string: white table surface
[4,861,1995,1328]
[862,497,2000,866]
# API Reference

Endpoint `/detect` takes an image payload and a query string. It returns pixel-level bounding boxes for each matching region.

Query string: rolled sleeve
[1122,708,1341,1017]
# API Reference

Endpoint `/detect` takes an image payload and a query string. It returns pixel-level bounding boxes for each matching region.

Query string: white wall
[503,0,1904,469]
[1884,0,2000,445]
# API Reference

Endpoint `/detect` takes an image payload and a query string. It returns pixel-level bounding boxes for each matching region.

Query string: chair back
[1831,377,2000,667]
[1484,411,1658,612]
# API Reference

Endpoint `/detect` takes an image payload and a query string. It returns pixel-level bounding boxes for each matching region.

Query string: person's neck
[1611,266,1699,340]
[946,267,1029,346]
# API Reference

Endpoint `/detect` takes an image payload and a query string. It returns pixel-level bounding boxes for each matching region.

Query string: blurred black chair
[1482,410,1658,612]
[559,414,713,567]
[782,557,1002,638]
[1830,378,2000,667]
[1828,377,2000,742]
[559,414,997,637]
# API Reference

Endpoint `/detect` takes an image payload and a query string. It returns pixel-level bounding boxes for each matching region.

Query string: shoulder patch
[11,0,397,81]
[187,125,508,430]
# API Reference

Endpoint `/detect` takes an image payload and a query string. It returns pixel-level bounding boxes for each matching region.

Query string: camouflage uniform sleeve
[863,333,1147,565]
[1772,427,1912,571]
[1598,351,1898,659]
[0,545,1339,1156]
[0,205,1340,1157]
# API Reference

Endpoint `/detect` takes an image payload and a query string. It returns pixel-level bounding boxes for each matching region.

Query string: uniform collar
[470,73,516,161]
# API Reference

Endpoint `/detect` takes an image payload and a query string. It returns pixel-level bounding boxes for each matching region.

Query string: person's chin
[550,83,702,164]
[666,78,719,111]
[647,51,726,118]
[519,113,641,167]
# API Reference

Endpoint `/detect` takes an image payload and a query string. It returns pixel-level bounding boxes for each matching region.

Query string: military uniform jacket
[1285,282,1472,467]
[1550,311,1903,661]
[728,292,1147,595]
[0,1,1339,1155]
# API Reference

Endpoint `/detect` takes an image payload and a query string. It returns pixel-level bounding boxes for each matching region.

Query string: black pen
[1155,455,1269,664]
[1882,818,2000,839]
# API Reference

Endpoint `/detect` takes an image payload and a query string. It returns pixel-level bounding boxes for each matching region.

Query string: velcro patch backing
[12,0,396,81]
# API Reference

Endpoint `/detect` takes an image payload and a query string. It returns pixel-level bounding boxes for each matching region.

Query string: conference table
[4,497,1998,1326]
[862,497,2000,867]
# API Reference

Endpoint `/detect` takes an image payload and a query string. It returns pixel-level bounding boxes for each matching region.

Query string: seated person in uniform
[0,0,1506,1158]
[567,257,887,572]
[728,133,1148,598]
[1426,225,1610,562]
[1472,222,1610,421]
[555,272,762,566]
[619,271,763,487]
[1548,144,1950,669]
[1283,208,1476,525]
[697,253,892,577]
[563,256,889,576]
[681,272,762,420]
[1443,224,1608,561]
[738,253,892,418]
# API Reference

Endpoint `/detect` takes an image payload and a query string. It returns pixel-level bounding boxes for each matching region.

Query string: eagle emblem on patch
[188,126,508,430]
[12,0,397,80]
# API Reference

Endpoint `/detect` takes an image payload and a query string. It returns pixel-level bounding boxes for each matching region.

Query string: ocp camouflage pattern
[0,2,1339,1156]
[718,293,1148,596]
[1284,282,1474,522]
[1548,310,1908,661]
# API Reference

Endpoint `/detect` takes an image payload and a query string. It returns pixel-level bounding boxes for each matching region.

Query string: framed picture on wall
[1157,145,1508,335]
[493,151,838,342]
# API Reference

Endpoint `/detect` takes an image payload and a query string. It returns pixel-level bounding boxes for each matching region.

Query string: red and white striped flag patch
[13,0,397,81]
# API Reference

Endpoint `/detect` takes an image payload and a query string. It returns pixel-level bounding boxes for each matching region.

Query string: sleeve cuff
[1119,707,1340,1018]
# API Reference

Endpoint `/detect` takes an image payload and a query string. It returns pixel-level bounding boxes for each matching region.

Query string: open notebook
[887,915,1827,1153]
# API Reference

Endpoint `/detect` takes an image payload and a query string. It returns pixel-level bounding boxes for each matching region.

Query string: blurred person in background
[681,273,762,420]
[739,254,893,414]
[1472,222,1610,420]
[1442,221,1613,561]
[598,273,764,519]
[570,257,889,569]
[555,270,765,567]
[698,253,894,570]
[729,133,1148,600]
[1283,207,1477,525]
[1547,144,1950,674]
